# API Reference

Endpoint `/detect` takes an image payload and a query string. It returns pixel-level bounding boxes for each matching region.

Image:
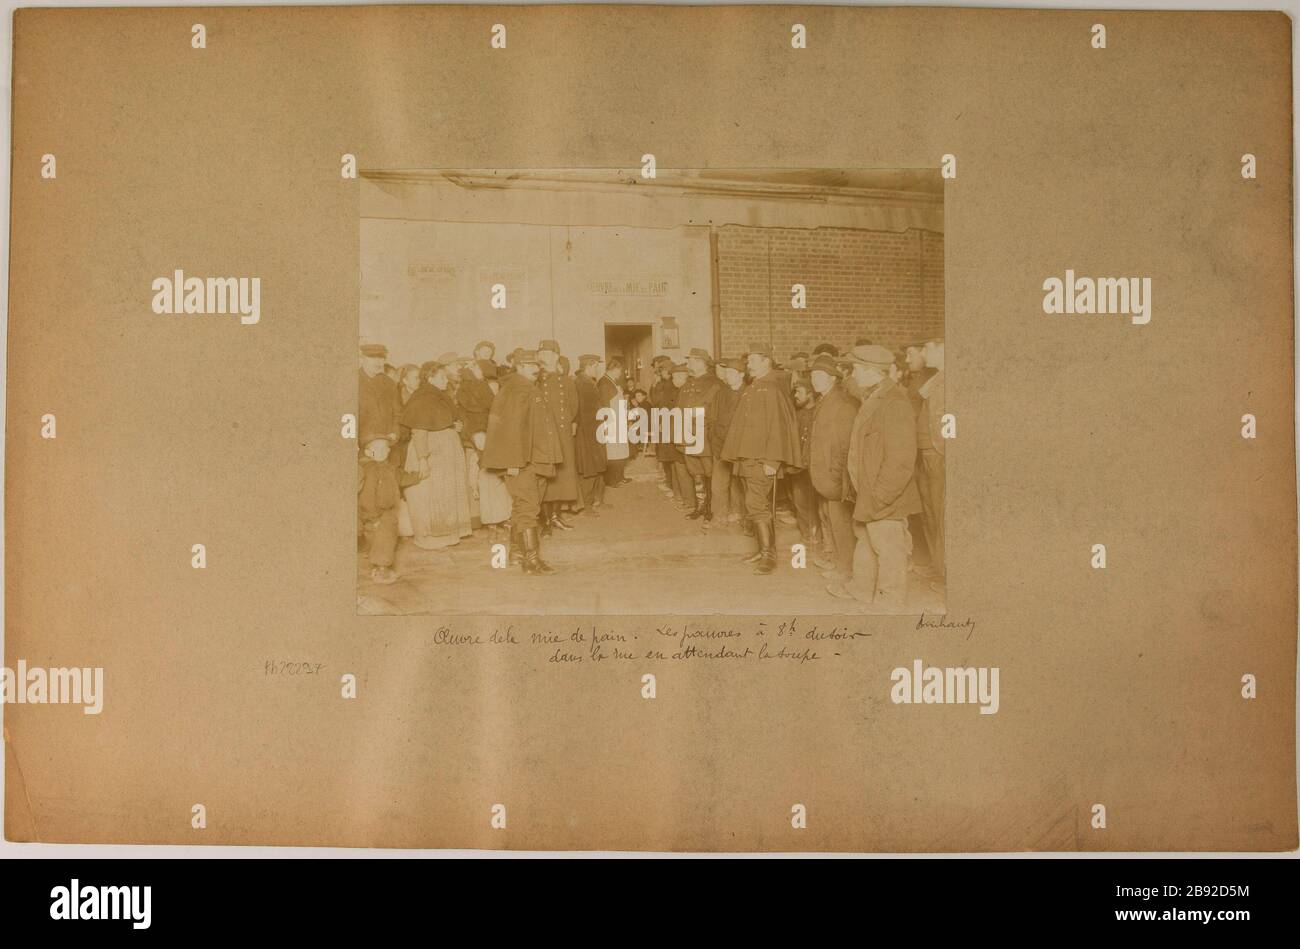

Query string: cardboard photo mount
[3,5,1296,851]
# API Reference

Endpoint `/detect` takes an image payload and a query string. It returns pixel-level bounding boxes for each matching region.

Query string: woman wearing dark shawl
[400,356,472,550]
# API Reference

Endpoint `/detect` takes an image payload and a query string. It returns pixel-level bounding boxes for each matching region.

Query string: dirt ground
[358,453,946,616]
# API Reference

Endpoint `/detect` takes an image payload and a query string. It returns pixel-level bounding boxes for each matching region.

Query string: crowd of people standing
[357,333,946,609]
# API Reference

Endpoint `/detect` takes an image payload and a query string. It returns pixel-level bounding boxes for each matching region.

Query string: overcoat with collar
[845,379,922,522]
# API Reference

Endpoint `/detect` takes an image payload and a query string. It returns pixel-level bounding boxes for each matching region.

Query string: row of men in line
[635,340,945,605]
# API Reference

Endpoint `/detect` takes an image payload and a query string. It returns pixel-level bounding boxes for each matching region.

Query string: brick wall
[716,225,944,359]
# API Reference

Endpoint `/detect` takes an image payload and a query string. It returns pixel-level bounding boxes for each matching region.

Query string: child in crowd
[358,434,417,584]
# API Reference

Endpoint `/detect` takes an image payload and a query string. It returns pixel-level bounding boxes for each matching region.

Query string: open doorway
[604,323,656,394]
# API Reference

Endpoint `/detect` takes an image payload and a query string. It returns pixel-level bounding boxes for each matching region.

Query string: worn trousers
[736,460,778,522]
[362,508,399,568]
[603,458,627,486]
[710,459,745,520]
[580,473,604,508]
[672,461,694,503]
[917,448,945,575]
[846,517,911,608]
[820,496,856,579]
[790,470,817,542]
[504,465,548,530]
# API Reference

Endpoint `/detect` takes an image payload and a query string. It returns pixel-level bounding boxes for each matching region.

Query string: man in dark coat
[597,358,630,487]
[719,343,802,575]
[676,348,723,521]
[918,338,946,581]
[359,342,402,464]
[709,358,746,526]
[482,349,564,576]
[831,345,922,607]
[904,341,941,577]
[535,340,579,533]
[807,353,861,586]
[663,363,695,510]
[648,356,678,497]
[457,358,496,509]
[574,354,609,514]
[790,376,820,553]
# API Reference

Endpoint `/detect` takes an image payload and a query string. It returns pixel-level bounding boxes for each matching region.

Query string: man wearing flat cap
[831,344,922,607]
[535,339,580,533]
[359,342,402,463]
[720,343,802,575]
[574,354,608,513]
[482,349,564,575]
[677,347,722,522]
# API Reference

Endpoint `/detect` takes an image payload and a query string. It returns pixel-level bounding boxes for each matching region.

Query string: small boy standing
[358,434,416,584]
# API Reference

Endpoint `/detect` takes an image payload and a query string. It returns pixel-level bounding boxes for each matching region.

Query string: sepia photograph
[357,168,946,615]
[3,0,1296,907]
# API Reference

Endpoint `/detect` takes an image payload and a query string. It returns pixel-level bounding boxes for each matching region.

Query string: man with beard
[676,348,722,522]
[574,354,609,514]
[482,349,564,576]
[832,345,922,607]
[535,340,579,534]
[719,344,802,575]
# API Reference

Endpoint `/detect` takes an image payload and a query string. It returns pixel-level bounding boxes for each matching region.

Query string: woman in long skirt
[400,357,472,550]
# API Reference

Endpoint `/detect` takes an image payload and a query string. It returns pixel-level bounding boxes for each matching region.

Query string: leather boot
[508,524,522,565]
[539,503,553,537]
[740,518,765,564]
[701,482,713,523]
[685,479,706,520]
[521,526,556,576]
[753,518,776,575]
[550,507,575,531]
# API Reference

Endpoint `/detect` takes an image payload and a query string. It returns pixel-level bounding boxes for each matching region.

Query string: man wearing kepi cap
[832,344,922,607]
[648,356,678,498]
[482,349,564,576]
[677,347,722,522]
[720,343,802,575]
[574,354,608,513]
[709,357,748,527]
[536,339,580,533]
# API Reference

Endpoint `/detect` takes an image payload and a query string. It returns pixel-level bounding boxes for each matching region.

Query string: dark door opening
[604,323,655,394]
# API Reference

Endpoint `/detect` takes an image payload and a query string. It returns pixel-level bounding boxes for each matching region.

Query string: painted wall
[360,218,713,367]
